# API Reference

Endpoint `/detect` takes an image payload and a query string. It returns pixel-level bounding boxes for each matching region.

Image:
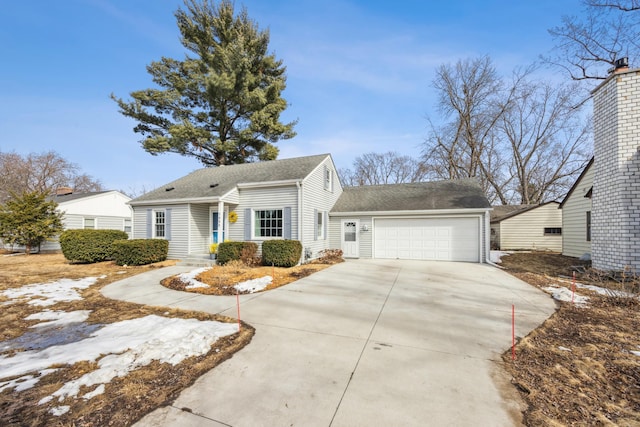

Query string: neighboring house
[489,202,562,251]
[7,190,132,252]
[129,154,493,263]
[559,158,593,259]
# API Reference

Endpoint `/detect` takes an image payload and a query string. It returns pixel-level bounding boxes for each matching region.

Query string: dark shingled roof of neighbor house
[331,179,490,212]
[130,154,330,204]
[49,191,113,203]
[490,201,560,223]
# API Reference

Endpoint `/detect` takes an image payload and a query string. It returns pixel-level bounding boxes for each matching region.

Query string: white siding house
[129,154,491,264]
[559,159,593,259]
[490,202,563,251]
[26,190,131,252]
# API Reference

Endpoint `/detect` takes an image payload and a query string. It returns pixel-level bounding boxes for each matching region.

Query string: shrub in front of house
[217,241,258,265]
[112,239,169,266]
[262,240,302,267]
[60,229,129,263]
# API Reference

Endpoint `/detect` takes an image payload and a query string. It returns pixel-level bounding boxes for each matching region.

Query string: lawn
[0,252,254,426]
[499,252,640,426]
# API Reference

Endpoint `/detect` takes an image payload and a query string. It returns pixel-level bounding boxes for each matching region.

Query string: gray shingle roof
[130,154,330,205]
[490,201,560,223]
[331,179,490,212]
[50,191,112,203]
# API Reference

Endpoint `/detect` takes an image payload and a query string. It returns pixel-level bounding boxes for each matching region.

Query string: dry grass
[0,252,254,426]
[500,252,640,426]
[163,259,338,295]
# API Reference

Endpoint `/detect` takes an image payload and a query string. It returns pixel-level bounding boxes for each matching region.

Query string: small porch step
[177,253,217,267]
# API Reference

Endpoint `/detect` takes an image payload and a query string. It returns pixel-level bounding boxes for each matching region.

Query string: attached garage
[373,217,480,262]
[330,179,491,263]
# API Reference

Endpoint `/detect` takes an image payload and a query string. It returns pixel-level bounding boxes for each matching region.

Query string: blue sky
[0,0,583,194]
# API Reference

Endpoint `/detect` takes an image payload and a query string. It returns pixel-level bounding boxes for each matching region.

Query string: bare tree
[545,0,640,80]
[500,81,592,203]
[339,152,428,186]
[424,56,592,205]
[0,151,103,202]
[423,56,522,204]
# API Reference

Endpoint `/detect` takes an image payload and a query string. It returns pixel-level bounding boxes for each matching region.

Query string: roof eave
[237,179,303,189]
[129,196,222,206]
[329,208,491,217]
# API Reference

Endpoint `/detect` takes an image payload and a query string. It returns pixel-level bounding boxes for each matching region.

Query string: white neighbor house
[490,202,563,251]
[40,190,132,251]
[559,158,593,259]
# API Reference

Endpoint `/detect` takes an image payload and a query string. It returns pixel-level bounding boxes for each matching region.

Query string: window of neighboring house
[254,209,283,238]
[84,218,95,229]
[586,211,591,242]
[154,210,166,238]
[124,219,132,234]
[324,168,332,191]
[317,211,324,239]
[544,227,562,236]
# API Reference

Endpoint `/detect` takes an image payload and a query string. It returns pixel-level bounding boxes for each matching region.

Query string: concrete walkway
[101,259,557,427]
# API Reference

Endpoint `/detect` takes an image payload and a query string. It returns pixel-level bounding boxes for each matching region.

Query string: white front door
[341,219,359,258]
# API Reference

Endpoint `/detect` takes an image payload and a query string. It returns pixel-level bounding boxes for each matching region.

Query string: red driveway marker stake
[571,271,576,304]
[236,289,241,332]
[512,304,516,361]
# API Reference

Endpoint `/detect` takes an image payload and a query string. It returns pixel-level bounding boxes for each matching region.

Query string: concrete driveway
[102,259,556,426]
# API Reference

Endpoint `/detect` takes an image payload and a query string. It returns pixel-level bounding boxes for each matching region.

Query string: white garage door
[374,217,480,262]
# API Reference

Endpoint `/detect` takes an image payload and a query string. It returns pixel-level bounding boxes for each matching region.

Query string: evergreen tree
[112,0,296,166]
[0,192,64,254]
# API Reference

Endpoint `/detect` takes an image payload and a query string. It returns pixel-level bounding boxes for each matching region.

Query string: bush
[112,239,169,266]
[217,241,258,265]
[262,240,302,267]
[59,229,129,263]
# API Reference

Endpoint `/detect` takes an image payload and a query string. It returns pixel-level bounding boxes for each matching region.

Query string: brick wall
[592,69,640,271]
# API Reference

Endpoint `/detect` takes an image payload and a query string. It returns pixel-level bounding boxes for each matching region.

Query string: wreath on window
[228,211,238,223]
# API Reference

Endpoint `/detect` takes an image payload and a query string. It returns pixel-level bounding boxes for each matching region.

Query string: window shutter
[313,208,318,241]
[165,208,172,241]
[146,209,152,238]
[323,211,328,240]
[244,208,252,240]
[284,207,292,239]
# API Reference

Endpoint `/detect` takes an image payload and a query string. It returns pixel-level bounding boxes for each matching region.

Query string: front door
[341,219,359,258]
[212,211,224,244]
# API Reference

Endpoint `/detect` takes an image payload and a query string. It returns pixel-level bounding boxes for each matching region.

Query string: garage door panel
[374,218,479,262]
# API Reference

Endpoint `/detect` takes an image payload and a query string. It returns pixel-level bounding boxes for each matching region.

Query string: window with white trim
[84,218,95,229]
[324,168,332,191]
[317,211,324,239]
[154,210,166,238]
[124,219,132,234]
[254,209,283,237]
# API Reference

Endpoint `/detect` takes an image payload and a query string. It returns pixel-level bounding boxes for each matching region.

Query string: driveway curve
[102,259,556,427]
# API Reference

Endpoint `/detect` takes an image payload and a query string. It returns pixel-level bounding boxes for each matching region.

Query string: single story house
[129,154,492,263]
[490,202,562,251]
[559,158,593,259]
[3,190,132,252]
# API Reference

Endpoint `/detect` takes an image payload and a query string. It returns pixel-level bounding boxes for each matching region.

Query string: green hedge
[112,239,169,266]
[59,229,129,263]
[262,240,302,267]
[217,241,258,265]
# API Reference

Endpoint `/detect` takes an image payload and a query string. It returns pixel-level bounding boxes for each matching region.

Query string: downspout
[296,181,303,242]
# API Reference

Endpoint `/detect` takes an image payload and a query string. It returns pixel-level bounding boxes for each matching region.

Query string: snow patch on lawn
[234,276,272,293]
[490,251,510,263]
[1,277,99,306]
[26,310,92,328]
[178,267,211,289]
[543,286,590,306]
[0,315,238,405]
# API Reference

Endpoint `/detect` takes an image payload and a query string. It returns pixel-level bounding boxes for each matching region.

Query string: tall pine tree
[112,0,296,166]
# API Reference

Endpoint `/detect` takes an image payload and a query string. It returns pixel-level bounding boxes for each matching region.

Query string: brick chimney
[591,62,640,271]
